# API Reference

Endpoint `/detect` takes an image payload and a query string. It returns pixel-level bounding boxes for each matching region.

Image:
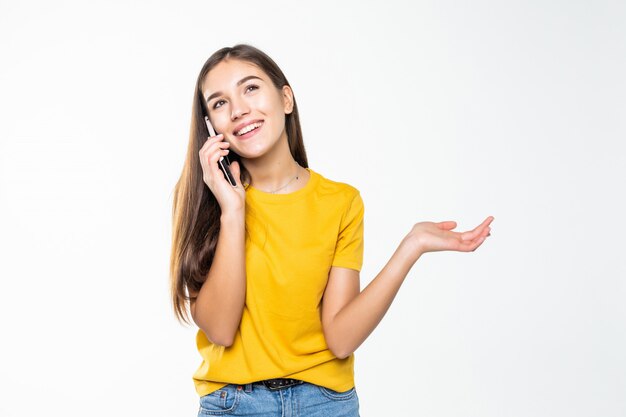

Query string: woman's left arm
[321,216,494,359]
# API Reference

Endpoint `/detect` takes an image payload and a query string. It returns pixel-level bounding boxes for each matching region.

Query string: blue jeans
[197,382,360,416]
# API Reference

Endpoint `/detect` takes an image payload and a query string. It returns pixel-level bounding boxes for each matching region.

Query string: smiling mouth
[234,121,264,136]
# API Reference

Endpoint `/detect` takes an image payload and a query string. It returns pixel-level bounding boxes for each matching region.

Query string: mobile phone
[204,116,237,186]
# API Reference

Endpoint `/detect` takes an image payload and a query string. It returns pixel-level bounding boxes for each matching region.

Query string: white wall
[1,0,624,416]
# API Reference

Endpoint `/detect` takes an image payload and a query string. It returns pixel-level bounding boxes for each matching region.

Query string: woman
[170,43,493,417]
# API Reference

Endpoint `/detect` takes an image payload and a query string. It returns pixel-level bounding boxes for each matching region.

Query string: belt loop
[244,383,253,393]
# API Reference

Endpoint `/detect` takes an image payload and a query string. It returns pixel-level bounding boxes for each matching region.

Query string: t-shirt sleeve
[331,191,364,271]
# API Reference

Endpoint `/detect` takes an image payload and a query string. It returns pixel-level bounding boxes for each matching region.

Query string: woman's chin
[234,146,269,161]
[234,134,285,161]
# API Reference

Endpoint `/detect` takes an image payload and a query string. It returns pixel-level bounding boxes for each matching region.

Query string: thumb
[229,160,243,186]
[437,221,457,230]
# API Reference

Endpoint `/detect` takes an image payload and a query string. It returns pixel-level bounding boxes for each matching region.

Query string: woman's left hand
[402,216,494,261]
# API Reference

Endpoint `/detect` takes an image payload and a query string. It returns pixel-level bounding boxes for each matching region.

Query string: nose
[230,97,249,121]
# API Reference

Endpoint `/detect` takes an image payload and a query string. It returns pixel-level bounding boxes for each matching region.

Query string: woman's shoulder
[310,168,361,201]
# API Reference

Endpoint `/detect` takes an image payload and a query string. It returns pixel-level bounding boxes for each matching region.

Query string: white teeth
[236,122,262,136]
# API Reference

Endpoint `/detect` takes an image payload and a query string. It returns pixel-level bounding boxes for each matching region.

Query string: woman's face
[201,59,293,160]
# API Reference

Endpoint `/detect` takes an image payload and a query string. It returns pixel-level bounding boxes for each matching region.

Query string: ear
[282,85,294,114]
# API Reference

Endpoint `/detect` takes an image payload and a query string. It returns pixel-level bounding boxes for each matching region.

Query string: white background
[1,1,625,416]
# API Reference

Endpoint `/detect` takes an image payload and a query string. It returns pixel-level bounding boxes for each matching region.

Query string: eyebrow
[205,75,263,104]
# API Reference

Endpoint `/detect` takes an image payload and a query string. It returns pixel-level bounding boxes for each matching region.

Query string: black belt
[254,378,304,390]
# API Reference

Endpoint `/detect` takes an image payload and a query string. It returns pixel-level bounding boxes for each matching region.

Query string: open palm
[409,216,494,255]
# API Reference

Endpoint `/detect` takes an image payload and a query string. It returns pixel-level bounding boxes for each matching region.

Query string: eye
[212,85,258,110]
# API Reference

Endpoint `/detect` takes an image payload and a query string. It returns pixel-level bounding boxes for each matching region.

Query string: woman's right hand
[198,134,246,214]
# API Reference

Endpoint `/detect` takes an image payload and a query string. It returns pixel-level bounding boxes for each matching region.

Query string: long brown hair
[170,44,308,325]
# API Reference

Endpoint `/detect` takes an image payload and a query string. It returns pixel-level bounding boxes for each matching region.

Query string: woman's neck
[242,138,308,194]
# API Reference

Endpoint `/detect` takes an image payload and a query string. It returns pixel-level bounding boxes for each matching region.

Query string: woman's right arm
[190,211,246,347]
[190,134,247,347]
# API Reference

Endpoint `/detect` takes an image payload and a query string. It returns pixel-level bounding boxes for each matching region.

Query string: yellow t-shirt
[192,168,364,396]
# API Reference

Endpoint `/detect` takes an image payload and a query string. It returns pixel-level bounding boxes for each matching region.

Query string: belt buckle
[262,378,303,390]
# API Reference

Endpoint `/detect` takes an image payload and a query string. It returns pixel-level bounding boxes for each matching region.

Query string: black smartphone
[204,116,237,186]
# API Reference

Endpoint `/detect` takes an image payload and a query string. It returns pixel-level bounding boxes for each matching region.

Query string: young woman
[170,44,494,417]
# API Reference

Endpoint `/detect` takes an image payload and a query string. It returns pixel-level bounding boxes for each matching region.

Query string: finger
[461,229,480,241]
[200,134,226,152]
[199,135,226,168]
[481,216,495,228]
[210,149,231,171]
[471,216,494,232]
[201,136,229,154]
[205,142,230,159]
[229,160,243,187]
[465,236,486,252]
[202,148,231,182]
[471,227,493,248]
[202,142,229,162]
[201,140,230,166]
[472,226,490,238]
[485,217,494,236]
[462,217,494,241]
